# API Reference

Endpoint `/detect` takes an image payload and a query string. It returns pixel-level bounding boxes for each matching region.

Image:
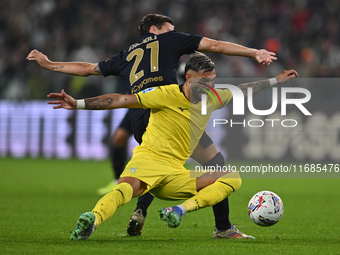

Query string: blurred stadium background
[1,0,339,162]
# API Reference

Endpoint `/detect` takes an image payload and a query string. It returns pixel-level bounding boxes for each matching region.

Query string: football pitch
[1,157,339,255]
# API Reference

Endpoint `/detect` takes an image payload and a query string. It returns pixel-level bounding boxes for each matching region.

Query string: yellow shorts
[120,150,197,200]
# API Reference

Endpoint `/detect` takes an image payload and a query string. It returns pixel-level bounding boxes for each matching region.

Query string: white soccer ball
[247,191,284,227]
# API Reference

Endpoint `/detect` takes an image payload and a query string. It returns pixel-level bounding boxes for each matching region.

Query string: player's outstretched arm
[198,37,277,65]
[237,69,299,98]
[47,90,142,110]
[26,49,101,76]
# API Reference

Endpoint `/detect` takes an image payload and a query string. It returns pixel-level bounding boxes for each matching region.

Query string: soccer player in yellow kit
[48,52,298,240]
[28,14,278,238]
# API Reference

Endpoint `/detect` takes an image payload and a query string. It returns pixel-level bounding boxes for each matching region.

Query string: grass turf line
[1,157,339,255]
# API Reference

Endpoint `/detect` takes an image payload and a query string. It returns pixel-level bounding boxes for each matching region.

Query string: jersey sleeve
[98,52,125,77]
[135,87,166,109]
[217,89,233,109]
[170,31,203,55]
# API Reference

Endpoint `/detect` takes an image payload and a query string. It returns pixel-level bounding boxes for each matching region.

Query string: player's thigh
[191,131,219,165]
[121,150,176,195]
[150,171,197,201]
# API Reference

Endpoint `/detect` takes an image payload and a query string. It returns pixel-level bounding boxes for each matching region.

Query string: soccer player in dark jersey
[27,14,277,238]
[47,52,297,241]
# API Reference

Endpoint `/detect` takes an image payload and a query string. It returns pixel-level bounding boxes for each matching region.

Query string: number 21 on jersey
[126,41,159,85]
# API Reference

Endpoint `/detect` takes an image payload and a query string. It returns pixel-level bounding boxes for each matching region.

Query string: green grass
[1,158,339,255]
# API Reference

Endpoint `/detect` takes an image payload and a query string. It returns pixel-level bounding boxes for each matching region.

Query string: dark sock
[203,152,231,230]
[213,199,231,230]
[110,143,128,179]
[135,192,154,217]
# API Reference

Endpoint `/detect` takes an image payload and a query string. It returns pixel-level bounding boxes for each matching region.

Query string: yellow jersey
[135,84,232,165]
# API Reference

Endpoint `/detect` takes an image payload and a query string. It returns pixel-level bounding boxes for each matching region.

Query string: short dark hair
[139,14,174,36]
[185,52,215,74]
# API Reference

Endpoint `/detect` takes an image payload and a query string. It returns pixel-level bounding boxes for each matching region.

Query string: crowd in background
[1,0,340,99]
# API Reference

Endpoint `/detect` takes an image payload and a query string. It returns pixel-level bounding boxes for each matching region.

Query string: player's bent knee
[218,171,242,194]
[231,176,242,192]
[118,177,146,198]
[112,128,131,147]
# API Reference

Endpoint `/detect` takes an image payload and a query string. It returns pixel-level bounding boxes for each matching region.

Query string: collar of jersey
[179,84,191,103]
[179,84,200,105]
[140,30,176,40]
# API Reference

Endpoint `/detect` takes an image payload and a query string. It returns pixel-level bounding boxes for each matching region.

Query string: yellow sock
[92,182,133,227]
[182,173,242,212]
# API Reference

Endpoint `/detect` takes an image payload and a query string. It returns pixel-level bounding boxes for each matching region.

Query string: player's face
[190,69,216,102]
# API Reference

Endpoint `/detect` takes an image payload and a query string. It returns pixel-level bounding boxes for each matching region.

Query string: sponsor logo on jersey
[131,76,164,94]
[142,88,155,94]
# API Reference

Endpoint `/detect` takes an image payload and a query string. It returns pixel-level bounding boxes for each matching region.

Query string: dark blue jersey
[98,31,202,124]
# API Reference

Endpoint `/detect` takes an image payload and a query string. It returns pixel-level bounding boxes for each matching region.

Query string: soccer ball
[247,191,284,227]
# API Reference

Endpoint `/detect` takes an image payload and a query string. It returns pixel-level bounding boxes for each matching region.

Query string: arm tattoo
[94,65,102,74]
[51,66,64,70]
[237,80,270,98]
[85,97,113,109]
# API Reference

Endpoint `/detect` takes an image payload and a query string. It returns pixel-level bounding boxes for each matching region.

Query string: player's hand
[47,89,77,109]
[26,49,51,69]
[276,69,299,84]
[255,49,277,66]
